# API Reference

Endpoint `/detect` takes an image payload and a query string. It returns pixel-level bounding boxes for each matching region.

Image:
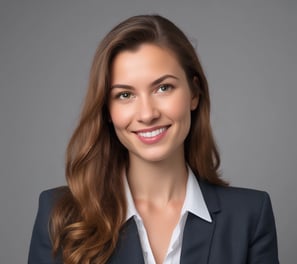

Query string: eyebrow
[111,74,179,90]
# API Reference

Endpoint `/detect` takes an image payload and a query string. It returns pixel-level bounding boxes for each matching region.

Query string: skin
[109,43,198,264]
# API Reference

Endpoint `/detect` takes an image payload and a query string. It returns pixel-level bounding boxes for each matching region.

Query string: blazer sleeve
[28,190,62,264]
[248,192,279,264]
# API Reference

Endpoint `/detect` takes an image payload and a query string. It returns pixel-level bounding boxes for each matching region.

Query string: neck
[127,153,188,206]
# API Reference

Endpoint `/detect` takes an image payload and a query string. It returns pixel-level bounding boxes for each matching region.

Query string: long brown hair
[50,14,227,264]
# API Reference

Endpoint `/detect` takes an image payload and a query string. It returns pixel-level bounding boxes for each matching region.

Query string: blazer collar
[198,179,221,214]
[108,218,145,264]
[180,179,221,264]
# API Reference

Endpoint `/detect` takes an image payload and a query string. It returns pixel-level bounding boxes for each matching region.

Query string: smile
[137,127,167,138]
[134,126,170,144]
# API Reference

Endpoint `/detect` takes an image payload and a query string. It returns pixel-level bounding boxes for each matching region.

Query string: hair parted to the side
[50,14,228,264]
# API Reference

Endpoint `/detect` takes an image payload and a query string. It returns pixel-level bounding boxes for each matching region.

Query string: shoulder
[28,186,68,263]
[38,186,68,206]
[199,182,279,262]
[199,180,274,222]
[31,186,68,235]
[202,179,270,205]
[216,184,270,208]
[36,186,68,219]
[218,185,276,229]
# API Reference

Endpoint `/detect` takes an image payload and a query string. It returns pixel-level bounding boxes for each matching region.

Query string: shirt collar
[181,167,212,222]
[125,174,139,221]
[124,166,212,223]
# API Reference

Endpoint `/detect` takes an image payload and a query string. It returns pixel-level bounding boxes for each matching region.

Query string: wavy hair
[50,14,228,264]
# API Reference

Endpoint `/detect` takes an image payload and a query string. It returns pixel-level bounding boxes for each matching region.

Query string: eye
[157,84,173,93]
[117,92,133,100]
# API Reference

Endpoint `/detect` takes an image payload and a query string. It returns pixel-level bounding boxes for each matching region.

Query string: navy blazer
[28,180,279,263]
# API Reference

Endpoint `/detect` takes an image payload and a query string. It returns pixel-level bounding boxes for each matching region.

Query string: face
[108,44,198,164]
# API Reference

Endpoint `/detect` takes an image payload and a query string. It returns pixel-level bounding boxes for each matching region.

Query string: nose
[136,96,160,124]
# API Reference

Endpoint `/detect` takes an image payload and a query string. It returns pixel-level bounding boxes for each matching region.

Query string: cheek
[109,104,133,129]
[163,95,192,123]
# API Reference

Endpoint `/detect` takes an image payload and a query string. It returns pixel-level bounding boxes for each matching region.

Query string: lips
[134,126,170,144]
[137,127,167,138]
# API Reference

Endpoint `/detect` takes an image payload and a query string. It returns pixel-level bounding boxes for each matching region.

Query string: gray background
[0,0,296,263]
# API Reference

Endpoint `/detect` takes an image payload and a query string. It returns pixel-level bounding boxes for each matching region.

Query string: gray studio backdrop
[0,0,296,263]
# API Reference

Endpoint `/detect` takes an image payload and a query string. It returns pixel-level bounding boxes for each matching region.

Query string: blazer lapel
[180,180,221,264]
[108,217,145,264]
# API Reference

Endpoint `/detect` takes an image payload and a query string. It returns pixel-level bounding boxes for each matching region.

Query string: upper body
[28,14,280,264]
[28,175,279,264]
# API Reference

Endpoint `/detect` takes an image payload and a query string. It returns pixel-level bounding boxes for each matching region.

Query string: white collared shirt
[124,167,212,264]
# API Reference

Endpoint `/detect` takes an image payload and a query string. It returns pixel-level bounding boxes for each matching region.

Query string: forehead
[111,44,186,84]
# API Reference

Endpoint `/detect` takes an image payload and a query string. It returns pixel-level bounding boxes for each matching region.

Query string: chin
[131,148,180,164]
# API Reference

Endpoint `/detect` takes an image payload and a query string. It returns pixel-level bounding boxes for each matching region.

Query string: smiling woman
[28,15,279,264]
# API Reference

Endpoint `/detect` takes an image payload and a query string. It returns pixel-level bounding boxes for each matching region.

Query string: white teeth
[138,127,166,138]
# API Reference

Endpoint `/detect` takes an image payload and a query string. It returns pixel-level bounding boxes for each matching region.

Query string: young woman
[28,15,279,264]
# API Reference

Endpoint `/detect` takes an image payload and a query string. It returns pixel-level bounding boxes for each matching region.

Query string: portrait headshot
[0,1,296,263]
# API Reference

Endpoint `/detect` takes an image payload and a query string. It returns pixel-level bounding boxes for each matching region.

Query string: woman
[28,15,279,264]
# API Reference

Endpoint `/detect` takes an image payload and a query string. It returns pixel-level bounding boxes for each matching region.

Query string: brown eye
[157,84,173,93]
[118,92,132,99]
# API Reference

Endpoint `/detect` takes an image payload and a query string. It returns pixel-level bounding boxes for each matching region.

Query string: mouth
[137,127,168,138]
[133,125,170,143]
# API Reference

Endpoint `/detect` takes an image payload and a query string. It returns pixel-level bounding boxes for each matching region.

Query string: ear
[190,77,200,110]
[191,94,199,110]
